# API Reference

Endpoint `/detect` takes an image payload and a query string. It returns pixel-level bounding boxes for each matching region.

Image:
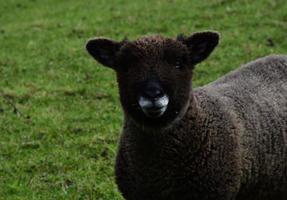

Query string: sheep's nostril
[143,88,164,99]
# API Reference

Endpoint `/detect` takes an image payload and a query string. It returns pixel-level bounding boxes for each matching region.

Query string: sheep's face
[86,32,219,127]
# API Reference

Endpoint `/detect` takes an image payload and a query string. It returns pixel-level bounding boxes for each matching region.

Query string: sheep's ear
[179,31,219,65]
[86,38,122,69]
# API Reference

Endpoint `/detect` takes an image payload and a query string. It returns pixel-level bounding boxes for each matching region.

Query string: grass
[0,0,286,199]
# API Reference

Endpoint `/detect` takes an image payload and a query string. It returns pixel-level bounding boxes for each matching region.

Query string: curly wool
[116,55,287,200]
[85,32,287,199]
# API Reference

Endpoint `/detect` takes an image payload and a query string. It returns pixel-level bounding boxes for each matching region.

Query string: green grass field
[0,0,287,199]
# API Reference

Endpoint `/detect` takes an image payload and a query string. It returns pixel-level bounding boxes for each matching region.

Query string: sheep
[86,31,287,200]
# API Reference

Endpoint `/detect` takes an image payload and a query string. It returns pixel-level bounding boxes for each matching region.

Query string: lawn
[0,0,286,199]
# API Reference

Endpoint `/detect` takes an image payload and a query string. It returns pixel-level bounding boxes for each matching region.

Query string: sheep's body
[86,32,287,199]
[116,55,287,200]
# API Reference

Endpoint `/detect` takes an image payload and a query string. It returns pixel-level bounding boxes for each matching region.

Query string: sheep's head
[86,31,219,127]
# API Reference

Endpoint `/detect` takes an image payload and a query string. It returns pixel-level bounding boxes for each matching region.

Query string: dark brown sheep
[86,31,287,200]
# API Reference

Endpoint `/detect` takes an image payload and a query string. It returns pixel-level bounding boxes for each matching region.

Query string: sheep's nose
[142,87,164,99]
[138,81,168,118]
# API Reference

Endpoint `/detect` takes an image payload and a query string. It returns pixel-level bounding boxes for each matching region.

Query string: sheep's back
[195,55,287,199]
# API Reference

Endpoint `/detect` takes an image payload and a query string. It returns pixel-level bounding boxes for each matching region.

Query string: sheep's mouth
[138,95,169,118]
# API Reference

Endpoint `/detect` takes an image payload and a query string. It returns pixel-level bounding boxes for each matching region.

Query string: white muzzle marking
[138,95,169,118]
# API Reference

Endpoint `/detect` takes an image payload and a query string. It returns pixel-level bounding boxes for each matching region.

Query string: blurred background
[0,0,286,199]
